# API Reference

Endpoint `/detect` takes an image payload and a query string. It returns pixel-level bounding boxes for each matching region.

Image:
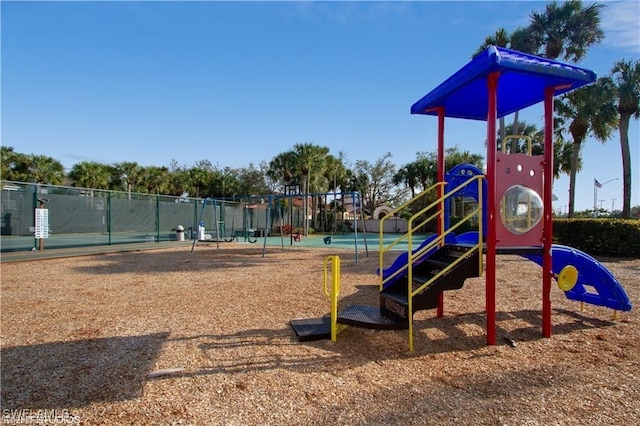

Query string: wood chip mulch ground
[1,242,638,425]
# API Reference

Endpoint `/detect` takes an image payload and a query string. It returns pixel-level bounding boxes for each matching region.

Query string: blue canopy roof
[410,46,597,121]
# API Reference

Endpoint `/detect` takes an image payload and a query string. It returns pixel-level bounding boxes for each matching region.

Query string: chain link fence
[0,181,284,253]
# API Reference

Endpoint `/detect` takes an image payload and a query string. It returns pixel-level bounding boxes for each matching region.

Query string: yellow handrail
[380,176,483,289]
[323,255,344,342]
[378,175,484,351]
[379,182,445,290]
[503,134,532,155]
[410,207,481,297]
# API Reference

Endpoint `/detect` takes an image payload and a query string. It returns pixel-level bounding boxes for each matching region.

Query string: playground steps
[336,304,408,330]
[380,244,481,320]
[290,244,481,342]
[290,305,409,342]
[289,317,332,342]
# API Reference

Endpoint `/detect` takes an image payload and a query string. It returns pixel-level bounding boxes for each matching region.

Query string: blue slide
[377,232,462,289]
[523,245,632,312]
[377,234,441,288]
[380,230,632,312]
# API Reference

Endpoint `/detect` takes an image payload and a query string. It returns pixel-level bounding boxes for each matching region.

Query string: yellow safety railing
[323,255,346,341]
[379,175,484,351]
[378,182,445,290]
[502,134,532,155]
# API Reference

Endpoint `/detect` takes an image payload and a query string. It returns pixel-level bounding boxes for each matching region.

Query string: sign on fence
[34,208,49,239]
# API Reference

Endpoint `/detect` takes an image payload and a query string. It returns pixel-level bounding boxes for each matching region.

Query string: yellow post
[323,255,341,342]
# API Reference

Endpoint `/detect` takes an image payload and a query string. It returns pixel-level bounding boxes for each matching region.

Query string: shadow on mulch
[0,332,169,410]
[146,307,617,381]
[70,247,336,275]
[412,307,616,351]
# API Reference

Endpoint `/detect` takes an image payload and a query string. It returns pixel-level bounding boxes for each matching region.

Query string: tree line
[1,1,638,219]
[0,142,478,212]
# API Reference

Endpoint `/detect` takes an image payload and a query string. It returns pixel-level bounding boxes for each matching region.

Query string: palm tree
[507,26,538,138]
[472,26,538,141]
[28,154,65,185]
[188,166,211,198]
[285,143,329,234]
[553,139,581,180]
[323,153,349,194]
[267,151,297,191]
[510,26,538,54]
[393,162,421,199]
[472,28,511,142]
[472,27,511,57]
[166,165,191,197]
[498,122,540,154]
[68,161,112,192]
[444,147,484,172]
[610,59,640,219]
[555,77,618,217]
[267,150,302,232]
[476,1,604,145]
[291,143,328,193]
[215,167,241,198]
[529,0,605,62]
[0,146,30,182]
[112,162,141,198]
[323,153,350,232]
[140,166,171,194]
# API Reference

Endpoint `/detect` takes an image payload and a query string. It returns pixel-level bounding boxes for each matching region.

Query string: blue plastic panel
[411,46,597,120]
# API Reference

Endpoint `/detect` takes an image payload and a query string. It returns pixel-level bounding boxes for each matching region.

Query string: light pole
[284,183,300,246]
[593,178,618,217]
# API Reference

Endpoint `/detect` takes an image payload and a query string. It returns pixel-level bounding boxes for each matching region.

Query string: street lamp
[593,178,618,217]
[284,183,300,245]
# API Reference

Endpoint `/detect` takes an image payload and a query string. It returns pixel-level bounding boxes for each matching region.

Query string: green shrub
[553,219,640,258]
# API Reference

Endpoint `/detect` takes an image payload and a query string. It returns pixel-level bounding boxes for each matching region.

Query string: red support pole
[436,106,445,317]
[485,72,499,345]
[542,87,555,338]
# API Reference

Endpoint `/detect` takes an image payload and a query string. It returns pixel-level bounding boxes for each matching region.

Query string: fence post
[32,189,38,250]
[156,195,160,243]
[108,192,112,245]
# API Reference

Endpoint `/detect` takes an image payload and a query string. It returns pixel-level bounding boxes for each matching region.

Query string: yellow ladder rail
[323,255,346,341]
[380,176,484,290]
[378,174,485,351]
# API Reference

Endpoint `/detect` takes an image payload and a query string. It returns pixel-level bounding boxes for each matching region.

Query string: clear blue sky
[2,1,638,213]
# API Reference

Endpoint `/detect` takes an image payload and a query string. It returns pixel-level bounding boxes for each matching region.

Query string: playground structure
[190,191,371,262]
[290,46,633,351]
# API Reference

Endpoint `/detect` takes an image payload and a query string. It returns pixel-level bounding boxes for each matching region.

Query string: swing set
[190,191,370,262]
